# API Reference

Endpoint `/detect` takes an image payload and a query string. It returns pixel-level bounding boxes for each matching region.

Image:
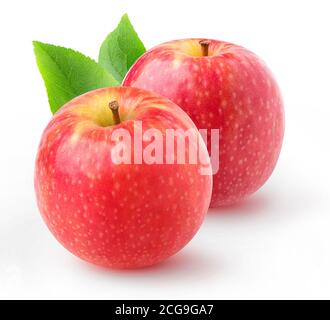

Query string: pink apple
[35,86,212,269]
[123,39,285,207]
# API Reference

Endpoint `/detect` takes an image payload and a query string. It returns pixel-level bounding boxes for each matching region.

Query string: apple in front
[124,39,284,207]
[35,87,212,269]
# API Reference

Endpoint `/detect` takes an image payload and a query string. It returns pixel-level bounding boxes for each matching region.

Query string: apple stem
[109,100,121,125]
[199,40,210,56]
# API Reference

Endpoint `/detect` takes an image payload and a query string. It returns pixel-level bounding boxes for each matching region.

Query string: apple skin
[123,39,285,207]
[35,86,212,269]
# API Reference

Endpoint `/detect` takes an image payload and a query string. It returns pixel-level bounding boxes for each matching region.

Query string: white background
[0,0,330,299]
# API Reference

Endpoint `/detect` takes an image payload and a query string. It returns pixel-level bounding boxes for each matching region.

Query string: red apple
[35,86,212,269]
[123,39,285,207]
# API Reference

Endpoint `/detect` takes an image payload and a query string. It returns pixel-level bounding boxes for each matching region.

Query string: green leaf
[33,41,119,114]
[99,13,146,83]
